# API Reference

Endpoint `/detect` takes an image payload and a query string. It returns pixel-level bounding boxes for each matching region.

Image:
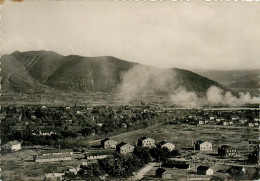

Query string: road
[131,162,157,181]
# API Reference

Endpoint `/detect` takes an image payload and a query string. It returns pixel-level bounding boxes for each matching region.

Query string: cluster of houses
[101,136,175,155]
[196,116,259,127]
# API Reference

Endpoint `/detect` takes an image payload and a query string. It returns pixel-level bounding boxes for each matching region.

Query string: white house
[209,116,215,120]
[197,166,214,175]
[248,123,254,127]
[223,122,229,126]
[158,141,175,151]
[198,120,205,125]
[2,140,21,152]
[195,140,212,151]
[137,137,155,148]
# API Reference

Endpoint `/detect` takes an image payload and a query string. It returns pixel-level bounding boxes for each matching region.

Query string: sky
[1,0,260,70]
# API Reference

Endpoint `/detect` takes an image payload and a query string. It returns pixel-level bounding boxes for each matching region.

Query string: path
[131,162,157,181]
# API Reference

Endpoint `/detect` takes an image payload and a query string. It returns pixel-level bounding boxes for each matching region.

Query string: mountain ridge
[1,50,228,96]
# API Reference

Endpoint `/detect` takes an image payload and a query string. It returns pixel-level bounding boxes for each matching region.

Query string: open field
[111,124,258,151]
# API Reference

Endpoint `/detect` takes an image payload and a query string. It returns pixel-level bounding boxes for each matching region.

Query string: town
[1,105,259,180]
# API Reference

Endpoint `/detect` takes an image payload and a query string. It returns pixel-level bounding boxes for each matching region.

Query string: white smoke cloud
[118,65,259,107]
[206,86,259,106]
[170,87,199,108]
[117,65,178,103]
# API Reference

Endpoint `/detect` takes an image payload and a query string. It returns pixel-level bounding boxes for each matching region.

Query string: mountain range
[1,51,228,96]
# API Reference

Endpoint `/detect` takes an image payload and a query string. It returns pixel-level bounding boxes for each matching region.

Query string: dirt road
[131,162,157,181]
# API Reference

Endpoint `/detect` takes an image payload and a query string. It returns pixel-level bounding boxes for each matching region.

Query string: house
[198,120,205,125]
[248,147,259,164]
[85,152,109,160]
[2,140,21,152]
[116,142,135,154]
[44,173,64,181]
[195,140,212,151]
[158,141,175,151]
[216,118,224,122]
[156,168,171,179]
[223,121,229,126]
[39,128,61,135]
[97,123,104,127]
[209,116,215,120]
[248,122,254,127]
[197,166,214,175]
[231,117,239,121]
[34,152,72,162]
[68,167,80,175]
[239,119,247,125]
[101,138,118,149]
[218,145,237,157]
[137,137,155,148]
[76,110,83,115]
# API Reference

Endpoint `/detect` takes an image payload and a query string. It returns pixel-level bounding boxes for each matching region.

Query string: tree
[133,146,152,164]
[150,147,170,162]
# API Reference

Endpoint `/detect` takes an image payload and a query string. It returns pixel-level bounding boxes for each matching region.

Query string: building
[239,119,247,125]
[137,137,155,148]
[158,141,175,151]
[34,152,73,162]
[68,167,80,175]
[248,123,254,127]
[44,173,64,181]
[2,140,21,152]
[195,140,212,151]
[116,142,135,154]
[223,121,230,126]
[156,168,171,179]
[198,120,205,125]
[197,166,214,175]
[85,152,109,160]
[209,116,215,120]
[218,145,237,157]
[101,138,118,149]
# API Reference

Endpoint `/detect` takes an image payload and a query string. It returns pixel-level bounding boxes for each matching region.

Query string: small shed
[2,140,21,152]
[197,166,214,175]
[156,168,171,179]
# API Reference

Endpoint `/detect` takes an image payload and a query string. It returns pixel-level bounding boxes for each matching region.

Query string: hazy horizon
[1,1,260,70]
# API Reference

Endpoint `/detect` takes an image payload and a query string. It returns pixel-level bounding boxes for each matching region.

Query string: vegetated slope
[1,50,228,96]
[195,69,259,96]
[173,68,227,95]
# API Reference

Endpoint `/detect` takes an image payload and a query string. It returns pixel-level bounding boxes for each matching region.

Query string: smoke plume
[117,65,178,103]
[118,65,259,107]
